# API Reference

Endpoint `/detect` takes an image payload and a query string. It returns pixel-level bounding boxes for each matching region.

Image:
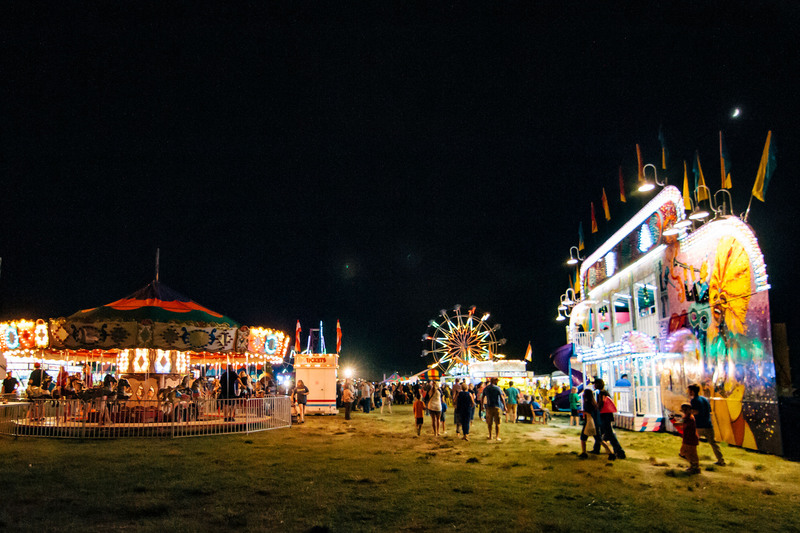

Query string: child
[569,387,580,426]
[578,388,613,459]
[671,403,700,474]
[413,393,425,436]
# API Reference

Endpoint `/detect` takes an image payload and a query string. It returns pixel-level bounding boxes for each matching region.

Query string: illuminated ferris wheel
[421,305,506,372]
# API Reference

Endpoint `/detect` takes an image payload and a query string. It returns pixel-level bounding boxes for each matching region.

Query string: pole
[743,194,755,223]
[155,248,160,282]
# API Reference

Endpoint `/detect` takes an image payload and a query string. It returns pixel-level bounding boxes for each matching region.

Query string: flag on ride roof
[693,152,709,202]
[336,320,342,353]
[752,130,776,202]
[682,161,692,211]
[524,342,532,362]
[295,320,301,353]
[618,166,626,203]
[601,188,610,220]
[658,125,668,170]
[720,131,732,189]
[578,222,585,251]
[636,144,644,184]
[590,202,598,233]
[574,268,580,295]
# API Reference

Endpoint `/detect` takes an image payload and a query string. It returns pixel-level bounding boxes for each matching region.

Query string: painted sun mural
[661,217,780,455]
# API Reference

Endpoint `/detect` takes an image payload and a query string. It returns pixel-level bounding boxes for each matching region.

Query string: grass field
[2,405,799,532]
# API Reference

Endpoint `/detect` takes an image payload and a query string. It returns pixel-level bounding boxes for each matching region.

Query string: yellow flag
[574,268,580,295]
[695,153,709,202]
[682,161,692,211]
[601,188,610,220]
[720,131,732,189]
[752,130,775,202]
[524,342,532,362]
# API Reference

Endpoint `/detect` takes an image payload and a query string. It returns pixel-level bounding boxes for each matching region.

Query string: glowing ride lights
[581,186,683,282]
[637,163,665,193]
[422,305,505,372]
[566,246,584,265]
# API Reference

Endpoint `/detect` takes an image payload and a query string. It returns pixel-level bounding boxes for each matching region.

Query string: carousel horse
[190,376,210,398]
[157,385,197,421]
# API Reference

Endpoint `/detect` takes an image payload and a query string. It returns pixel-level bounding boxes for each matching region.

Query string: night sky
[2,3,799,381]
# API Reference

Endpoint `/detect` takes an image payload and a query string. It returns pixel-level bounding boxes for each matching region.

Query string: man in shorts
[482,377,506,441]
[504,381,520,423]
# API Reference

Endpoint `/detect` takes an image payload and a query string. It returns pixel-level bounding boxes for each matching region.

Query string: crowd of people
[333,375,727,475]
[337,377,548,441]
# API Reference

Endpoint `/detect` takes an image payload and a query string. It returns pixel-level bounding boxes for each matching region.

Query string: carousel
[0,280,292,438]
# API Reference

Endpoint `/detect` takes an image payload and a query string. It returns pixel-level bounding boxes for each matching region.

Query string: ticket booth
[294,353,338,415]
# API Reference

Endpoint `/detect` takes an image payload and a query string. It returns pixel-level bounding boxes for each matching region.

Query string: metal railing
[0,396,292,439]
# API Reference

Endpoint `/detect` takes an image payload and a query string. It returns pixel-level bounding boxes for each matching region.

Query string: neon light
[680,216,769,293]
[133,348,150,373]
[265,333,278,354]
[35,320,49,348]
[605,252,616,277]
[587,245,666,301]
[639,223,654,252]
[3,324,20,350]
[117,350,131,373]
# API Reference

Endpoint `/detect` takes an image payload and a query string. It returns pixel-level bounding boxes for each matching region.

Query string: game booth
[0,280,293,438]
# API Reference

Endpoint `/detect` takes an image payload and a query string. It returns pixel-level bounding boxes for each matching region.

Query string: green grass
[2,406,799,532]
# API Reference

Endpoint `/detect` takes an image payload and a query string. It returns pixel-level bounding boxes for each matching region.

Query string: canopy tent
[410,367,441,382]
[69,280,240,326]
[0,280,291,369]
[49,280,241,353]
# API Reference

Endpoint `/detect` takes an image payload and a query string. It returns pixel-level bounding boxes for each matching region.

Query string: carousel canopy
[68,280,239,326]
[49,280,242,353]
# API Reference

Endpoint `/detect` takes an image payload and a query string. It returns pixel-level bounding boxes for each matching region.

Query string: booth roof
[68,280,240,326]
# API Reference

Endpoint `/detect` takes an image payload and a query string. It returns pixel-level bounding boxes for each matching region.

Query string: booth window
[635,283,657,317]
[612,293,632,329]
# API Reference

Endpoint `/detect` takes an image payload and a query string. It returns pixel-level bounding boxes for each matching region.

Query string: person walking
[456,383,475,441]
[476,381,486,421]
[597,389,626,459]
[688,384,725,466]
[578,388,614,459]
[482,377,505,441]
[413,393,425,436]
[380,385,393,414]
[360,381,372,414]
[569,387,581,426]
[293,379,310,423]
[342,385,354,420]
[671,402,701,474]
[504,381,520,423]
[590,378,605,455]
[426,383,442,436]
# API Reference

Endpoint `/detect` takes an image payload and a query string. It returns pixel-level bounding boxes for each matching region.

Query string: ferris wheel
[421,305,506,372]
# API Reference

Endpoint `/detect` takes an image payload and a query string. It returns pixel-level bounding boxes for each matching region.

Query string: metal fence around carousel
[0,395,292,439]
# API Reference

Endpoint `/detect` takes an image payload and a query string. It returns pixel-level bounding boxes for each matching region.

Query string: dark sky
[2,3,799,380]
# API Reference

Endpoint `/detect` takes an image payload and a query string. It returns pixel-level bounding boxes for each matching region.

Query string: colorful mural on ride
[659,216,780,454]
[572,186,781,455]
